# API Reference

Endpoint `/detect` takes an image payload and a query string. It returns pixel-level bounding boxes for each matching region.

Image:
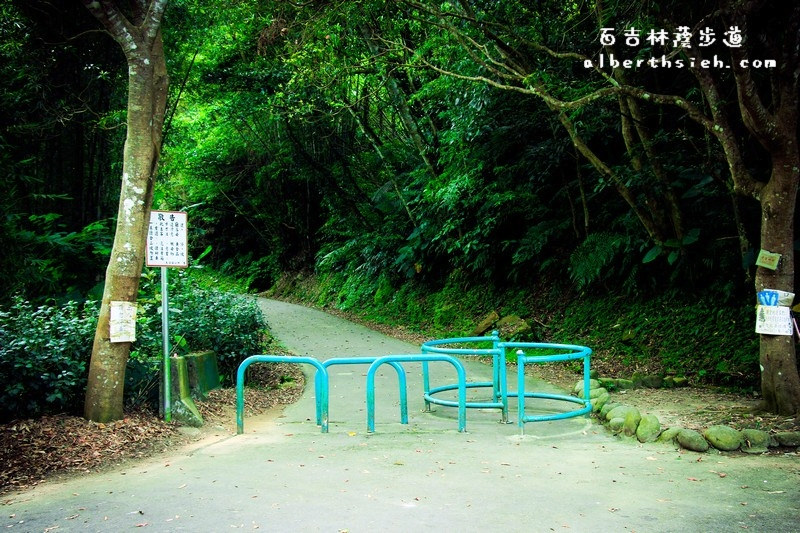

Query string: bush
[0,270,270,418]
[0,298,98,421]
[133,270,269,387]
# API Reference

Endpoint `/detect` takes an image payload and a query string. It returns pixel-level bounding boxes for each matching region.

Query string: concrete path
[3,299,799,532]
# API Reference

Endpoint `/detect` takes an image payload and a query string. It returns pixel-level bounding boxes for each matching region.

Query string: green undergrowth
[270,270,760,389]
[0,267,271,421]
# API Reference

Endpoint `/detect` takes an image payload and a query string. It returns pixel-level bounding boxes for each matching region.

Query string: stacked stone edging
[575,377,800,454]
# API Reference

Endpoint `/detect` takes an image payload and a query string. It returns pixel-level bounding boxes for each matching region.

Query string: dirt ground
[327,307,800,435]
[0,364,304,497]
[535,364,799,433]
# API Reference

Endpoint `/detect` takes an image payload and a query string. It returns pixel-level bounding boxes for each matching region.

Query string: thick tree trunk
[755,151,800,415]
[83,4,168,422]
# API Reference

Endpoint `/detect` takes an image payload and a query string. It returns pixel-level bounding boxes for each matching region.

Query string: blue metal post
[366,354,467,433]
[491,331,508,422]
[320,358,409,425]
[237,355,329,434]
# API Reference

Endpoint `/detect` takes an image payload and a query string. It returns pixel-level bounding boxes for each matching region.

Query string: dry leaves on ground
[0,363,304,497]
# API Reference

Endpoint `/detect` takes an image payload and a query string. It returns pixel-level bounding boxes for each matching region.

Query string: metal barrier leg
[237,355,329,434]
[367,355,467,433]
[422,360,431,412]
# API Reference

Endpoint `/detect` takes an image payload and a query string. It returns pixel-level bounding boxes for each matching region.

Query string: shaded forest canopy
[2,0,797,393]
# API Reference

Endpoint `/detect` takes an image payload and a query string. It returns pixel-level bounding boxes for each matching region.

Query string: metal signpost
[146,210,188,422]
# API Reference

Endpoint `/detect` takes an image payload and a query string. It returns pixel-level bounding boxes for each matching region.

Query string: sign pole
[147,210,188,423]
[161,266,171,422]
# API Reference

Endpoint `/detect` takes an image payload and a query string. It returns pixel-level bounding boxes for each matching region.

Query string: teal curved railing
[421,331,508,422]
[365,354,467,432]
[236,355,329,434]
[235,337,591,435]
[498,342,592,432]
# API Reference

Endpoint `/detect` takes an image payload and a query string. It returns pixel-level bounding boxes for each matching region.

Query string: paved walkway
[3,299,799,532]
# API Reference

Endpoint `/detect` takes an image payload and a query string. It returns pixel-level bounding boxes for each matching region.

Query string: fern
[569,232,629,290]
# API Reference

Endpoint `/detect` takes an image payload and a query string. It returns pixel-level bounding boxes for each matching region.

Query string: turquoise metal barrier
[235,337,591,436]
[236,355,329,434]
[366,354,468,433]
[318,357,409,426]
[420,331,508,422]
[499,342,592,433]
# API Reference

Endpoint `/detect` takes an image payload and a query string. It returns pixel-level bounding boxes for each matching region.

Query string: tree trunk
[755,151,800,415]
[83,0,169,422]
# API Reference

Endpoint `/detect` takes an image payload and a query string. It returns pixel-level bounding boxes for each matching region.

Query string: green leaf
[667,250,679,265]
[642,246,661,263]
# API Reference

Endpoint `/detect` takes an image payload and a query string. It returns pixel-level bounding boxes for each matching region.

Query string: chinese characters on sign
[586,26,775,70]
[755,290,795,336]
[147,211,188,268]
[599,26,744,48]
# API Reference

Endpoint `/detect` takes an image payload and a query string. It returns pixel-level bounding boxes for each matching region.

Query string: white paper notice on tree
[110,301,137,343]
[755,305,793,336]
[147,210,188,268]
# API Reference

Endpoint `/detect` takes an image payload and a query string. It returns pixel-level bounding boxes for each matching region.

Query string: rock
[605,404,640,423]
[589,369,599,379]
[676,429,709,452]
[741,429,771,454]
[616,378,636,389]
[774,431,800,447]
[703,425,742,451]
[573,379,601,397]
[657,427,682,446]
[591,391,610,412]
[672,376,689,387]
[472,311,500,336]
[641,375,664,389]
[608,417,625,434]
[162,356,204,428]
[597,377,618,391]
[185,350,221,401]
[588,387,608,399]
[599,402,621,419]
[623,409,642,437]
[573,379,599,395]
[663,376,675,388]
[636,414,662,443]
[495,314,532,338]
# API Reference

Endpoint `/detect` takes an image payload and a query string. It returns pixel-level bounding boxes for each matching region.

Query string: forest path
[3,299,798,532]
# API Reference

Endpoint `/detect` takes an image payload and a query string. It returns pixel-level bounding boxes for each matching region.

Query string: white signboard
[147,210,188,267]
[110,301,137,343]
[755,305,793,336]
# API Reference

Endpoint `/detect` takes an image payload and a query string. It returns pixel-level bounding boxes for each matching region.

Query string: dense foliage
[0,269,269,421]
[0,298,98,421]
[0,1,126,302]
[2,0,796,401]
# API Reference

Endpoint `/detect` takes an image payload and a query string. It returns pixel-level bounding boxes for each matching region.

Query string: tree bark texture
[83,0,169,422]
[755,150,800,415]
